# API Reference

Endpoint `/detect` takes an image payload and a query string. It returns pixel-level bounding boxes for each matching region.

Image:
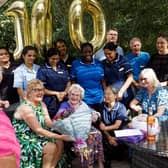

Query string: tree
[1,0,168,57]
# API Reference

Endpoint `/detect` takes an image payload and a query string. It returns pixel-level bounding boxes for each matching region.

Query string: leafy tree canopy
[0,0,168,57]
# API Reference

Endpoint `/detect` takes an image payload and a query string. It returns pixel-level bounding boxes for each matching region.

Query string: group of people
[0,28,168,168]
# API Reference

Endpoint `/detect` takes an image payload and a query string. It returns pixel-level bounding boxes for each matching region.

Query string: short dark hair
[0,46,9,52]
[19,45,38,63]
[45,47,60,63]
[21,45,37,56]
[103,42,118,51]
[80,42,93,52]
[46,47,60,58]
[53,39,67,47]
[107,28,119,33]
[158,34,168,42]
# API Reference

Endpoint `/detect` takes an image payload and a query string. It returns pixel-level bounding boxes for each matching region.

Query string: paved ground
[71,158,131,168]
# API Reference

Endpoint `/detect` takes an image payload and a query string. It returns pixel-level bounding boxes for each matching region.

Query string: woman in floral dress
[12,79,72,168]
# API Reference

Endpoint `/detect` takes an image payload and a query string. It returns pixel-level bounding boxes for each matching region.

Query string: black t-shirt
[148,53,168,82]
[0,62,20,104]
[60,55,76,72]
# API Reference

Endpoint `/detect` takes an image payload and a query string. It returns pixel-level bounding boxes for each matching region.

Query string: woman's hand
[0,100,9,109]
[107,136,118,146]
[92,111,100,123]
[59,134,75,142]
[99,122,107,131]
[55,92,66,102]
[130,104,142,113]
[117,90,124,101]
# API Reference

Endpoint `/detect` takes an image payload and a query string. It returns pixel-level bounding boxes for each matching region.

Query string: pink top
[0,110,20,168]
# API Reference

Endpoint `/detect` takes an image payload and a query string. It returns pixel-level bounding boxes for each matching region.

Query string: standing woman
[71,42,104,110]
[102,42,134,107]
[148,34,168,87]
[0,47,20,117]
[37,48,70,118]
[13,46,40,101]
[54,39,75,72]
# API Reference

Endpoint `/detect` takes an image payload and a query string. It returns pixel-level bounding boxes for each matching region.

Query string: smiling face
[104,87,116,104]
[68,88,82,106]
[0,48,10,65]
[104,48,117,63]
[28,84,44,103]
[156,37,168,54]
[81,45,93,63]
[48,54,60,67]
[56,41,67,57]
[23,50,36,66]
[139,75,153,88]
[130,40,142,55]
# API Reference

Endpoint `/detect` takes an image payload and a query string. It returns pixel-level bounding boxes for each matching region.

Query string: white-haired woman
[130,68,168,117]
[53,84,104,168]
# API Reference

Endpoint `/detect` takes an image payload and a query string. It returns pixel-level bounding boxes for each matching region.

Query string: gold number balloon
[31,0,52,52]
[4,0,52,59]
[0,0,7,7]
[4,1,31,60]
[69,0,106,52]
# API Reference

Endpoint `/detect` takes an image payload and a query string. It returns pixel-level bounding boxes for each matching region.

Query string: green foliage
[1,0,168,57]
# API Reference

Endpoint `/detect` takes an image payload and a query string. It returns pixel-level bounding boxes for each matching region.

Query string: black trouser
[103,137,128,162]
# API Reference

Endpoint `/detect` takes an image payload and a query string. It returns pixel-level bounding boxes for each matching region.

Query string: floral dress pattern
[135,86,168,115]
[12,102,67,168]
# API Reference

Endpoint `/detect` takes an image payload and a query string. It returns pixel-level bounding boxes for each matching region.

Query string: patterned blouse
[135,86,168,115]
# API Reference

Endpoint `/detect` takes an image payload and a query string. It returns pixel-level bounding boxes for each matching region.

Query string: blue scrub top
[102,55,133,106]
[37,62,70,91]
[71,59,104,105]
[126,51,150,81]
[36,62,70,118]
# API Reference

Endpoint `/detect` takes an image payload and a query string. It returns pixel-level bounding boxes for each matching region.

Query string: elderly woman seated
[53,84,104,168]
[12,79,72,168]
[130,68,168,119]
[0,100,20,168]
[98,85,129,168]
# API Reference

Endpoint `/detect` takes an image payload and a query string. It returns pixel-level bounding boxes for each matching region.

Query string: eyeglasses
[139,77,147,81]
[32,88,44,92]
[107,33,118,36]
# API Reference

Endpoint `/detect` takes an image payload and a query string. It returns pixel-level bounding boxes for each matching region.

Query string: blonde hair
[27,79,44,95]
[140,68,160,88]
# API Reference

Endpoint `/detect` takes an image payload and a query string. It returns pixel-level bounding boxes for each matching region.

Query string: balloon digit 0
[69,0,106,52]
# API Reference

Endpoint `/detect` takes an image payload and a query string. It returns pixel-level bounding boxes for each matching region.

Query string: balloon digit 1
[4,1,31,60]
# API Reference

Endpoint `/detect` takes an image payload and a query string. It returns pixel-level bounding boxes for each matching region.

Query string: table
[128,119,168,168]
